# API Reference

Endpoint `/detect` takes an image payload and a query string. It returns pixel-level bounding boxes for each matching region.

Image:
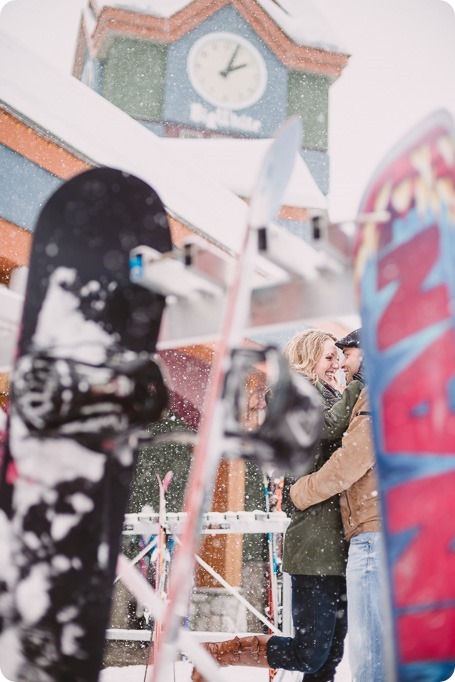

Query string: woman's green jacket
[282,378,363,576]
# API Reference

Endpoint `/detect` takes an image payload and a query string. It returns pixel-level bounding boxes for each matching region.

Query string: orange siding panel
[0,109,91,180]
[0,218,32,271]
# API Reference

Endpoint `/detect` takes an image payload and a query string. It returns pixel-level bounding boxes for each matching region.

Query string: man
[290,329,385,682]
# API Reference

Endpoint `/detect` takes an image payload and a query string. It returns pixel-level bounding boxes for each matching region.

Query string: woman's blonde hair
[283,329,337,385]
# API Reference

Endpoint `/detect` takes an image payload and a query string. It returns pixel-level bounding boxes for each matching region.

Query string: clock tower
[75,0,348,193]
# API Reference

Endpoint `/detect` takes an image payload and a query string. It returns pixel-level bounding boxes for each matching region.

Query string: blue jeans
[346,532,386,681]
[267,574,347,681]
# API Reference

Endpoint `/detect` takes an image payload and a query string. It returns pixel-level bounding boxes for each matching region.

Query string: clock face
[187,32,268,110]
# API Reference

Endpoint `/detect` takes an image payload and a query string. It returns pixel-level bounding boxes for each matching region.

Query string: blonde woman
[192,330,363,681]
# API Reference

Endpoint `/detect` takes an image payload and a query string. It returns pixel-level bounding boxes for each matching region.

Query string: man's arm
[290,394,374,510]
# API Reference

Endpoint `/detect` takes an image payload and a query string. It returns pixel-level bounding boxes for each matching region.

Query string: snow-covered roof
[0,31,324,258]
[163,138,326,209]
[91,0,346,54]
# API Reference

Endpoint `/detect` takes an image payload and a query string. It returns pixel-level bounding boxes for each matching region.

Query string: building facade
[0,3,351,618]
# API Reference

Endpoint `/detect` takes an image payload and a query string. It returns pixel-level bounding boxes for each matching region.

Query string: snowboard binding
[223,346,322,476]
[11,350,169,446]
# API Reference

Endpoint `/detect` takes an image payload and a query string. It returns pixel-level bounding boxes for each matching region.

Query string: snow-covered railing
[122,509,290,536]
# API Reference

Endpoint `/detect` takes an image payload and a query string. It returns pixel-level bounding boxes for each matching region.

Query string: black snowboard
[0,168,172,682]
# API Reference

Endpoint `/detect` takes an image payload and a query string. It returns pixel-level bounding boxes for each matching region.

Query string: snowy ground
[100,660,350,681]
[100,639,352,681]
[101,663,268,681]
[0,638,453,680]
[0,658,347,682]
[100,636,455,682]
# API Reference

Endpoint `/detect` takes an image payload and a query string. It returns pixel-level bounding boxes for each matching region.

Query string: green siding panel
[127,414,193,514]
[288,72,330,152]
[102,38,166,120]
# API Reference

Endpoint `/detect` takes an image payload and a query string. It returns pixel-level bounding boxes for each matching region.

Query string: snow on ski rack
[122,510,290,536]
[130,226,356,349]
[0,224,356,363]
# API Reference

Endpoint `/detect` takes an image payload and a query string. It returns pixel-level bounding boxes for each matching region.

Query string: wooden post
[195,459,245,588]
[195,366,266,588]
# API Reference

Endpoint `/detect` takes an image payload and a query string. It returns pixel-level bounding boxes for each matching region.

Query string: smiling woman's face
[314,338,340,385]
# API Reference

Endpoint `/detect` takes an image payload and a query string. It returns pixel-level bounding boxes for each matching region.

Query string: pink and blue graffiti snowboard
[356,110,455,681]
[0,168,171,682]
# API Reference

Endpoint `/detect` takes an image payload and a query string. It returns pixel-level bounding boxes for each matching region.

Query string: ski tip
[163,471,174,490]
[249,116,303,230]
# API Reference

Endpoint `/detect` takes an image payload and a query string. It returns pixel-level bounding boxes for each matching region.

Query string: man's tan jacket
[290,389,381,542]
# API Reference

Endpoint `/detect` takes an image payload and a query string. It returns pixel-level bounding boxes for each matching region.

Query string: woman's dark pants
[267,574,347,681]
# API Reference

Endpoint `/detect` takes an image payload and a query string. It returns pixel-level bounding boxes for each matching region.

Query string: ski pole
[173,534,282,635]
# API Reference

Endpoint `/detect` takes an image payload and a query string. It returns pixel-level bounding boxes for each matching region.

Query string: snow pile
[100,662,270,681]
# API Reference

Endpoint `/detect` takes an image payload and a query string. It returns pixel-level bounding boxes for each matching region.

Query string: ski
[263,470,284,636]
[263,470,284,682]
[154,472,174,611]
[355,110,455,681]
[144,470,174,679]
[116,555,228,682]
[149,117,303,682]
[0,168,171,682]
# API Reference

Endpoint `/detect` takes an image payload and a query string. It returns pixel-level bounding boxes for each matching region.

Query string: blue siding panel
[301,149,329,195]
[0,145,62,232]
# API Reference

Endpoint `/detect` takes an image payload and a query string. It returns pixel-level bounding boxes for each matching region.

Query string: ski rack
[112,510,293,644]
[130,224,356,349]
[122,509,290,536]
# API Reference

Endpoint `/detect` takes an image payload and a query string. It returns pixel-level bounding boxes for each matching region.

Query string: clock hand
[219,44,241,78]
[225,62,248,73]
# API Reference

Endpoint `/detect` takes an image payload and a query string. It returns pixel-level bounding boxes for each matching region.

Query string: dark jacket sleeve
[320,379,363,441]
